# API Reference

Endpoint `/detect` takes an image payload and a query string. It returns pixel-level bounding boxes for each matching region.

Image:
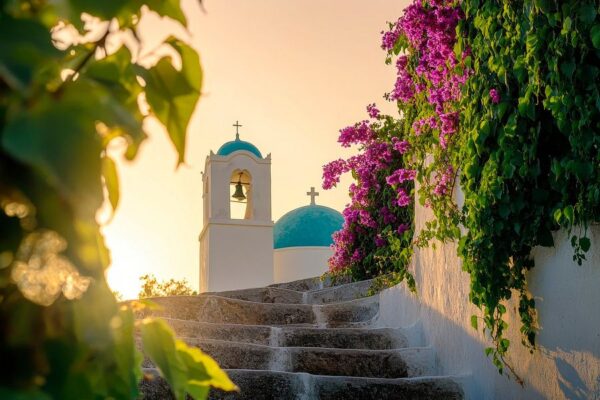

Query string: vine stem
[54,26,111,94]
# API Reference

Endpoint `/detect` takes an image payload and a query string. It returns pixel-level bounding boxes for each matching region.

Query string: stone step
[140,368,464,400]
[268,275,351,292]
[306,279,374,304]
[143,339,435,378]
[141,295,380,327]
[202,286,304,304]
[163,319,408,349]
[199,279,375,305]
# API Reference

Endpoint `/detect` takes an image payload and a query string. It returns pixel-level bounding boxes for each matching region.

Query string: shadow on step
[140,369,464,400]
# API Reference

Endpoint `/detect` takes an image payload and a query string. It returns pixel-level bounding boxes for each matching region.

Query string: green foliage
[138,274,198,298]
[0,1,233,398]
[141,318,237,399]
[456,0,600,378]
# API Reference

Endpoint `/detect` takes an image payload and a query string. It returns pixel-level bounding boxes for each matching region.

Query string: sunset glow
[103,0,411,299]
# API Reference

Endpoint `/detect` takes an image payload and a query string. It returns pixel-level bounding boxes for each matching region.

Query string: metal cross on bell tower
[233,120,242,140]
[307,187,319,205]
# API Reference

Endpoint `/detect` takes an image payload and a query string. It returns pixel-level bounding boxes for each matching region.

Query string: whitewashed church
[198,123,344,292]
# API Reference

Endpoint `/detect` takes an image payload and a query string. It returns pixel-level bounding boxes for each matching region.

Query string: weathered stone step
[143,339,435,378]
[268,275,351,292]
[199,279,375,305]
[141,295,379,327]
[202,286,304,304]
[140,368,463,400]
[163,319,408,349]
[306,279,374,304]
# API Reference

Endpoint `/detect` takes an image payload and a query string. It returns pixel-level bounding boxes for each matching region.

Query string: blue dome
[217,136,262,158]
[274,205,344,249]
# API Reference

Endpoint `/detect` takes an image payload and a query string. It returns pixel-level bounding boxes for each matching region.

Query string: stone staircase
[139,277,463,399]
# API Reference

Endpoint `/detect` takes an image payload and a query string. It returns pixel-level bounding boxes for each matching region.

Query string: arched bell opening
[229,169,253,220]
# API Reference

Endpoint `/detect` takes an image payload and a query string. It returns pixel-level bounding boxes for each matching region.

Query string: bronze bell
[232,181,246,201]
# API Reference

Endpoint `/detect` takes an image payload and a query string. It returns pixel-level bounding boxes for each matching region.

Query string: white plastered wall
[200,220,273,292]
[376,186,600,399]
[273,247,332,283]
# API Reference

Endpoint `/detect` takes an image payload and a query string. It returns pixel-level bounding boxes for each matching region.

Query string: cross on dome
[233,120,243,140]
[307,187,319,205]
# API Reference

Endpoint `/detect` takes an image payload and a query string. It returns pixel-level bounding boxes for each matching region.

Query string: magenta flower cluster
[489,88,500,104]
[324,0,469,274]
[383,0,468,196]
[433,165,454,196]
[323,105,413,272]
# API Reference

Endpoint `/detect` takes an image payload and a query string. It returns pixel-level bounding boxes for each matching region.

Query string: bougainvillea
[383,0,469,245]
[380,0,599,379]
[322,107,414,287]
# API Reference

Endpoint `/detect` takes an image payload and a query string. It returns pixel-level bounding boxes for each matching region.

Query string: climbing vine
[329,0,600,379]
[456,0,600,376]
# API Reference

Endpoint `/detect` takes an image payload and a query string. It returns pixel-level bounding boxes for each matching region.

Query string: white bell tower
[199,122,274,292]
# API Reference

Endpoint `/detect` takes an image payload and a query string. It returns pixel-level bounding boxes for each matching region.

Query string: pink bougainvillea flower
[489,88,500,104]
[367,103,380,118]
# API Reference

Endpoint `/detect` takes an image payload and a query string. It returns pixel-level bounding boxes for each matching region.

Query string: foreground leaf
[140,39,202,165]
[141,319,236,400]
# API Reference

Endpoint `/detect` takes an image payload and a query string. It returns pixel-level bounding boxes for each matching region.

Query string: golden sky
[104,0,411,299]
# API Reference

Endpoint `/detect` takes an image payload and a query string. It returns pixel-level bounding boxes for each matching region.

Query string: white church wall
[376,187,600,399]
[274,247,332,283]
[200,220,274,292]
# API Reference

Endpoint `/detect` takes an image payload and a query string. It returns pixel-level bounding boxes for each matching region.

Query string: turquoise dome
[274,205,344,249]
[217,135,262,158]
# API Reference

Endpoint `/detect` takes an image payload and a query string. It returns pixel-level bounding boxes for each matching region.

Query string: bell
[232,182,246,201]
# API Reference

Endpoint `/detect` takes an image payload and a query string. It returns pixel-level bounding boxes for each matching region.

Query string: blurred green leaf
[0,15,60,88]
[579,237,591,252]
[146,0,188,26]
[140,39,202,165]
[1,88,104,217]
[141,319,235,400]
[101,156,120,213]
[591,24,600,49]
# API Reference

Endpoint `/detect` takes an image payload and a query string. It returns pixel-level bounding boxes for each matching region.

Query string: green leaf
[102,156,120,212]
[562,17,572,35]
[591,24,600,49]
[141,319,189,399]
[109,306,143,399]
[579,237,591,252]
[176,341,238,392]
[569,161,594,181]
[1,89,103,217]
[0,16,60,88]
[578,4,597,25]
[141,319,236,400]
[146,0,188,27]
[470,315,478,330]
[554,208,563,225]
[83,46,146,155]
[140,39,202,165]
[63,0,135,24]
[560,60,575,80]
[563,205,575,225]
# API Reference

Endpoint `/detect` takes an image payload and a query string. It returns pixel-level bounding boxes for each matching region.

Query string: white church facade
[199,124,343,292]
